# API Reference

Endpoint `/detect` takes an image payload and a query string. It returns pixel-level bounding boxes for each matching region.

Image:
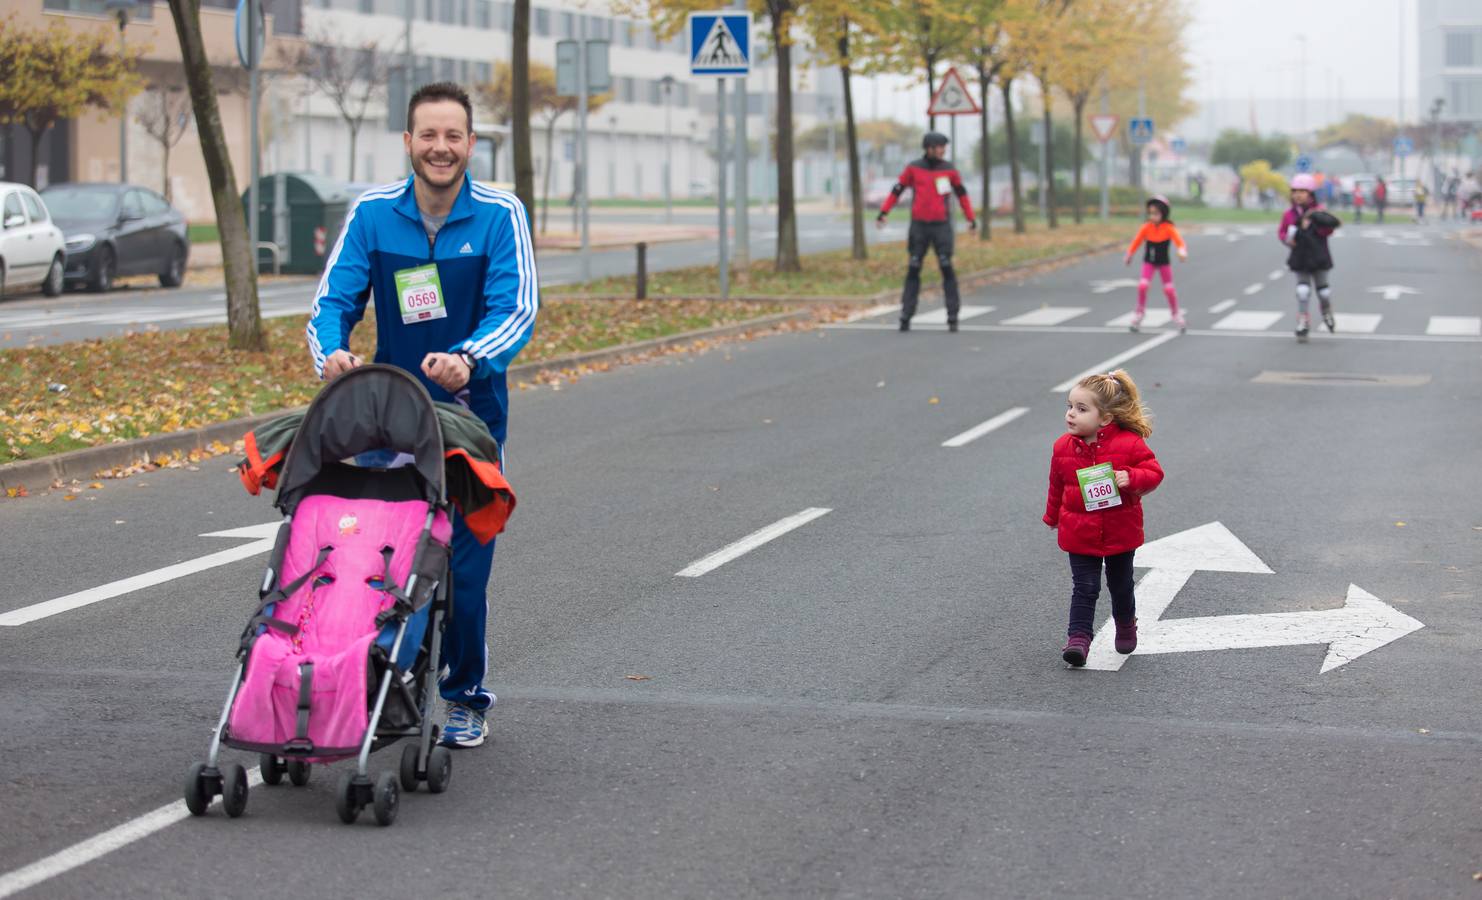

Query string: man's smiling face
[405,99,474,190]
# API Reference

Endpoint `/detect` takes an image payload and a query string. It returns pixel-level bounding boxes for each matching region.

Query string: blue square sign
[690,12,751,77]
[1128,117,1154,146]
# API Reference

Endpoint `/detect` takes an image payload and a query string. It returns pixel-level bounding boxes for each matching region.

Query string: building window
[1448,78,1482,117]
[473,0,490,28]
[1445,30,1480,68]
[618,22,634,47]
[41,0,153,19]
[559,11,573,38]
[534,7,549,36]
[494,0,510,28]
[620,76,636,103]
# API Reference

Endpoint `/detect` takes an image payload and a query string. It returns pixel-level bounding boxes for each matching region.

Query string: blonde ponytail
[1075,369,1153,437]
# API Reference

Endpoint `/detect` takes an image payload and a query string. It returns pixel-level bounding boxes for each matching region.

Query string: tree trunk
[1001,78,1024,234]
[512,0,536,234]
[1071,95,1085,224]
[925,56,936,132]
[166,0,263,351]
[839,28,866,261]
[25,127,44,188]
[347,121,359,182]
[162,141,172,201]
[1041,75,1057,228]
[978,68,991,241]
[772,6,800,272]
[541,117,557,234]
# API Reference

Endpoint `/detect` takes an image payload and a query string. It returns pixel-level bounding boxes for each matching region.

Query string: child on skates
[1043,370,1165,667]
[1123,196,1189,333]
[1279,173,1342,343]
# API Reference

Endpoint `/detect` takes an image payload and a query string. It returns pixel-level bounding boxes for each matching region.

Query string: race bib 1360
[1076,463,1122,511]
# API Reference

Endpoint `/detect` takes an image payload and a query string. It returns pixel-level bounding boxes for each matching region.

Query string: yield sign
[1084,522,1423,673]
[928,67,980,117]
[1088,113,1119,143]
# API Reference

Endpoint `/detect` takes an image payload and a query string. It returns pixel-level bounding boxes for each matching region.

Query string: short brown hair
[406,82,473,133]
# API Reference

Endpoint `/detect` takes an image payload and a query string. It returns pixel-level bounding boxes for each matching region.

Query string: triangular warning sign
[694,17,746,69]
[927,68,980,116]
[1088,113,1119,143]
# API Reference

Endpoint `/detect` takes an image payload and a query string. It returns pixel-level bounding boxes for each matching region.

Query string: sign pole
[734,72,749,270]
[577,15,589,284]
[247,0,260,272]
[717,78,729,300]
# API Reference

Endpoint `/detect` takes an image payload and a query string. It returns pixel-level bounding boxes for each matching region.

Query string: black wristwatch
[455,350,476,372]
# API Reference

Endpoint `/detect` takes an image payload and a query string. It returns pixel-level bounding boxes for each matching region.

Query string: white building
[285,0,845,208]
[1417,0,1482,125]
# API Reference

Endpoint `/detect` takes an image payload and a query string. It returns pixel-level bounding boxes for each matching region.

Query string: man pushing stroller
[308,82,539,748]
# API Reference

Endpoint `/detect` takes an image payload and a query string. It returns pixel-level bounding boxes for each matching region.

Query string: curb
[0,309,811,494]
[544,239,1121,306]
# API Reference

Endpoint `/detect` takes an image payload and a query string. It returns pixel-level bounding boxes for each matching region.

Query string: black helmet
[922,132,949,149]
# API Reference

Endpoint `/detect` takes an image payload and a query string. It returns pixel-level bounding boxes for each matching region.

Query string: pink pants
[1136,262,1182,320]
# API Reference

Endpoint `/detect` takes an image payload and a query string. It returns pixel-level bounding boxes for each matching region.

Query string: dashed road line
[675,508,833,577]
[942,407,1031,448]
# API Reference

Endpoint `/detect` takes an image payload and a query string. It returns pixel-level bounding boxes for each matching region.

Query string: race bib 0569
[394,263,447,325]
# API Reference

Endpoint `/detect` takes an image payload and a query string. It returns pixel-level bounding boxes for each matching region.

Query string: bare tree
[278,29,387,182]
[135,84,193,201]
[511,0,536,233]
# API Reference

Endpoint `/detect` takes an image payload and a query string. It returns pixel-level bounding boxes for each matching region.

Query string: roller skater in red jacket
[876,132,977,332]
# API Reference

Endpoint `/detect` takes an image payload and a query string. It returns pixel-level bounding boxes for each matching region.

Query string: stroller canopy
[240,365,515,543]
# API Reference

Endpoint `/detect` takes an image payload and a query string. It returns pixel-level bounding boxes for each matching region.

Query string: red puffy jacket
[1042,422,1164,557]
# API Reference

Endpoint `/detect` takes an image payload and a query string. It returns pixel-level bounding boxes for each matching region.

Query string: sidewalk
[533,221,716,251]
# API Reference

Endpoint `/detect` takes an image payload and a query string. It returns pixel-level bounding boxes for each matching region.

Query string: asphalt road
[0,210,908,349]
[1,221,1480,898]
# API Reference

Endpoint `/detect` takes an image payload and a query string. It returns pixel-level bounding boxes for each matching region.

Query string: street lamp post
[661,75,674,223]
[824,99,837,209]
[104,0,138,184]
[609,114,617,199]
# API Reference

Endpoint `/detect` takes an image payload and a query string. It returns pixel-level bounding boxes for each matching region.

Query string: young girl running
[1123,196,1189,333]
[1280,173,1342,343]
[1043,370,1165,667]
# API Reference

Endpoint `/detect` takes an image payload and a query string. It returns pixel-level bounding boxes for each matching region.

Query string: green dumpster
[243,173,355,275]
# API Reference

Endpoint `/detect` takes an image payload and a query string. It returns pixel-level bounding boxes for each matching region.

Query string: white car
[0,182,66,298]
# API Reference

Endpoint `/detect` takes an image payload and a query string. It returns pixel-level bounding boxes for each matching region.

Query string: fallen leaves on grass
[0,299,786,465]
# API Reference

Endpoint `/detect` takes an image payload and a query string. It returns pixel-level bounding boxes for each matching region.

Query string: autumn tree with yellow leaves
[0,16,141,187]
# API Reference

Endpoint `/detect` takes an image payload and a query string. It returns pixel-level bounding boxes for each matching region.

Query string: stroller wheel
[372,772,400,827]
[286,760,312,787]
[259,753,285,786]
[399,742,421,793]
[334,771,362,824]
[426,746,453,795]
[220,763,249,818]
[183,762,213,816]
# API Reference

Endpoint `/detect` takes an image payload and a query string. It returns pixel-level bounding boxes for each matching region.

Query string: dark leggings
[1067,550,1136,637]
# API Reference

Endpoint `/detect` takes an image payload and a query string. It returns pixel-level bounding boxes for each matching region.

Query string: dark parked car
[39,183,190,292]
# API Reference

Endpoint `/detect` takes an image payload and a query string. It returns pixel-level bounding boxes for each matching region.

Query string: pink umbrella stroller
[184,365,512,826]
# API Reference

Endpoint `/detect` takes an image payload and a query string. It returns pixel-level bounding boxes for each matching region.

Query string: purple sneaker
[1061,633,1092,667]
[1114,618,1138,655]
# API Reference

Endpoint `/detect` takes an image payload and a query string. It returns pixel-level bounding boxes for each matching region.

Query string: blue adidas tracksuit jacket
[306,173,537,713]
[307,173,538,444]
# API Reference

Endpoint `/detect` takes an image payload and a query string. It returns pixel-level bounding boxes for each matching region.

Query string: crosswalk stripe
[1426,316,1481,336]
[1213,310,1285,331]
[1105,309,1171,328]
[1000,306,1089,326]
[915,305,994,325]
[1332,313,1382,333]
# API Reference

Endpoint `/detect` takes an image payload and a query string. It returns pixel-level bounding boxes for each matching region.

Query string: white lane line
[824,323,1482,343]
[675,508,832,577]
[942,406,1031,448]
[1332,313,1382,333]
[1212,310,1284,331]
[1051,332,1180,392]
[1208,299,1237,314]
[1242,282,1265,296]
[1105,309,1171,328]
[841,303,898,323]
[1426,316,1481,336]
[1268,269,1285,281]
[915,305,994,325]
[999,307,1089,327]
[0,770,265,899]
[0,525,278,627]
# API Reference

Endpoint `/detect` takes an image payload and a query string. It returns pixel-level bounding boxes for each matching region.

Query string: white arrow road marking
[1208,299,1237,314]
[676,508,831,577]
[1367,285,1420,301]
[942,406,1030,447]
[1090,278,1140,294]
[1052,331,1179,392]
[1128,585,1423,674]
[0,770,266,900]
[0,522,280,627]
[1086,522,1273,671]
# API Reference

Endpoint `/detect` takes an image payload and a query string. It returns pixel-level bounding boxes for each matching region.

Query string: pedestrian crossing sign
[689,12,751,77]
[1128,117,1154,145]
